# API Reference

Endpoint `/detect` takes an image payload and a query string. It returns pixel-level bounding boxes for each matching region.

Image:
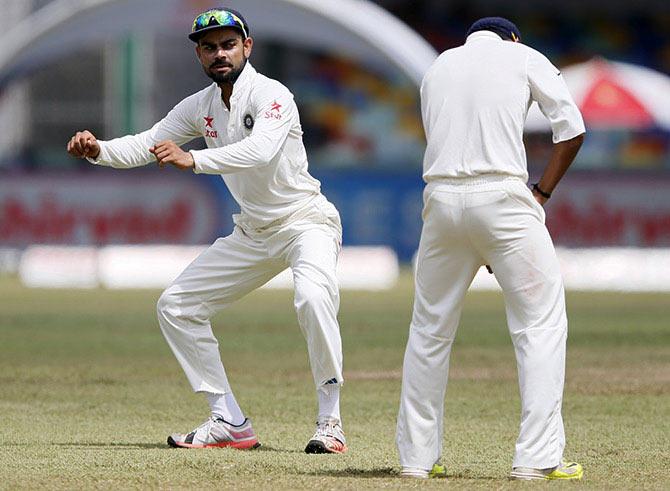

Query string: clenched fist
[67,130,101,159]
[149,140,195,170]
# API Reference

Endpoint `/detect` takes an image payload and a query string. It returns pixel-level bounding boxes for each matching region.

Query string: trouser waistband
[425,175,525,192]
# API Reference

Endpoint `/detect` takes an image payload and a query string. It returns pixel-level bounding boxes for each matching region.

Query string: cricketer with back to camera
[396,17,586,480]
[67,7,347,455]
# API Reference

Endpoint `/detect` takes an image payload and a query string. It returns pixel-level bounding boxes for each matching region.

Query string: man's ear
[195,44,202,60]
[243,37,254,58]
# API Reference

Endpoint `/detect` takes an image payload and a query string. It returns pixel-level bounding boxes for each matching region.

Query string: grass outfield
[0,273,668,489]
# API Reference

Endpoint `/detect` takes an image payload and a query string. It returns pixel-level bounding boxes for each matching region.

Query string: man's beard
[205,58,247,84]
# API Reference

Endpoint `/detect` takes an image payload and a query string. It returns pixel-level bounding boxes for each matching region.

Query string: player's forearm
[192,134,280,175]
[91,134,155,169]
[536,133,584,195]
[91,107,199,169]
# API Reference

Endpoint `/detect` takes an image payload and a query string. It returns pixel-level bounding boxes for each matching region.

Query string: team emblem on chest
[204,116,218,138]
[243,113,254,130]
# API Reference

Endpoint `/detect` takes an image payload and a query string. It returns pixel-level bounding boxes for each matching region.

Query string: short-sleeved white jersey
[91,62,325,230]
[420,30,585,182]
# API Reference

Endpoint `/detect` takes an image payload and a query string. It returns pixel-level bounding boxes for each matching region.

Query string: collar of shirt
[465,30,502,43]
[214,61,257,104]
[231,61,257,101]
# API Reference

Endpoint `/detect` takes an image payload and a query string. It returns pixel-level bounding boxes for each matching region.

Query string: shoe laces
[314,418,343,439]
[193,416,230,435]
[193,416,220,435]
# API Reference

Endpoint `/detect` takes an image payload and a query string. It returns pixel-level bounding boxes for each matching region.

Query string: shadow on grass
[300,468,501,481]
[444,472,499,481]
[54,442,167,450]
[299,467,397,479]
[50,442,307,453]
[254,445,304,454]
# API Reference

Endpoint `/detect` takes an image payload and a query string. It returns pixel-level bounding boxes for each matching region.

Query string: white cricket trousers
[156,199,343,395]
[397,176,567,470]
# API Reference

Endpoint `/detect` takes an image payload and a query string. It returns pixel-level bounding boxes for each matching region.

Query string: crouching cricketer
[396,17,585,479]
[67,7,346,454]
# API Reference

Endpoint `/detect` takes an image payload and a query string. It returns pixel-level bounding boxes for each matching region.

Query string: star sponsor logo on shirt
[204,116,218,138]
[264,100,283,120]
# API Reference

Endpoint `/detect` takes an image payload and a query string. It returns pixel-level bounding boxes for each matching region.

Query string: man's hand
[67,130,101,159]
[531,190,548,207]
[149,140,195,170]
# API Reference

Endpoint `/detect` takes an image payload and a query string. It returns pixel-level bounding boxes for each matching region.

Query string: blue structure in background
[204,170,425,262]
[316,170,424,262]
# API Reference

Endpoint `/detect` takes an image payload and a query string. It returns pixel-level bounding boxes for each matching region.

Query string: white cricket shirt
[421,30,585,182]
[91,62,326,231]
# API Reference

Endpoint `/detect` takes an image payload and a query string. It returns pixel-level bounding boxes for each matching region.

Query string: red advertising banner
[545,173,670,247]
[0,174,220,246]
[1,171,669,250]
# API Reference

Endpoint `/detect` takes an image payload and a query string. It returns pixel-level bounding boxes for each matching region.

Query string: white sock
[317,383,341,423]
[206,392,245,426]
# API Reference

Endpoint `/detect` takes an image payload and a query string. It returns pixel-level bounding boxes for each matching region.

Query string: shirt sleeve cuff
[191,149,217,174]
[191,150,203,174]
[85,142,107,165]
[552,123,586,144]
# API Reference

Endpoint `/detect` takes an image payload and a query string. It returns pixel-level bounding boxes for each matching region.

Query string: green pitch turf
[0,273,668,489]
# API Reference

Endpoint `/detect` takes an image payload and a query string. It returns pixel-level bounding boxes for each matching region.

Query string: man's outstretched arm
[66,95,200,169]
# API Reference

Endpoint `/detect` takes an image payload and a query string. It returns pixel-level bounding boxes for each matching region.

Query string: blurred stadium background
[1,0,670,290]
[1,1,669,488]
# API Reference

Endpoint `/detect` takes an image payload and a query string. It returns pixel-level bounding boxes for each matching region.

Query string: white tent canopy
[0,0,438,89]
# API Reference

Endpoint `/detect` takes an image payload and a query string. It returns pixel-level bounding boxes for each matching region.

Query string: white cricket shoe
[167,417,260,449]
[304,417,347,454]
[511,461,584,480]
[400,462,447,479]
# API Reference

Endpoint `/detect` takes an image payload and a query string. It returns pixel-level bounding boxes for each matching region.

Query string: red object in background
[580,74,653,129]
[525,58,670,131]
[0,175,219,247]
[544,175,670,247]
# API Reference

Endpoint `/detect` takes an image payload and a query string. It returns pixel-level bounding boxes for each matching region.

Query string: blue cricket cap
[466,17,521,42]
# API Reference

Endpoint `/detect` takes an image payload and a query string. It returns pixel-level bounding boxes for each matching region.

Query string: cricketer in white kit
[67,8,346,454]
[396,17,586,480]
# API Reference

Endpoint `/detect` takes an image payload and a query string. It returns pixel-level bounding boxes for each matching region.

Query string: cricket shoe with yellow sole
[400,462,447,479]
[167,416,260,449]
[511,461,584,480]
[304,417,347,454]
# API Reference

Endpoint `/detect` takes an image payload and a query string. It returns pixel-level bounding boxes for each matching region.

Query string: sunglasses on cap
[189,9,249,42]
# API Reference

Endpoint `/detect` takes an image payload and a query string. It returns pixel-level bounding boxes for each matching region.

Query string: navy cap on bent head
[189,7,250,42]
[467,17,521,42]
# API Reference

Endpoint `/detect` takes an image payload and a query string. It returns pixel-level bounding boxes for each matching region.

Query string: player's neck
[220,83,233,109]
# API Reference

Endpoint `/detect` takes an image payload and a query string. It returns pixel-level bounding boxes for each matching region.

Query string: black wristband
[532,183,552,199]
